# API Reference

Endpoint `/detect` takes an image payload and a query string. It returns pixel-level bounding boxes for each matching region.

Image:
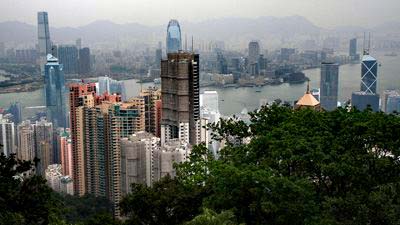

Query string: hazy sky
[1,0,399,28]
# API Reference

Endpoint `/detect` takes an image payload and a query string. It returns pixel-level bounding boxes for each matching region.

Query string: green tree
[184,208,238,225]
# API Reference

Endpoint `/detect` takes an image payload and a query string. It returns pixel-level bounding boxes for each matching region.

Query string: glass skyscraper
[320,62,339,111]
[58,45,79,74]
[361,55,378,94]
[38,12,51,76]
[166,20,182,54]
[45,54,67,128]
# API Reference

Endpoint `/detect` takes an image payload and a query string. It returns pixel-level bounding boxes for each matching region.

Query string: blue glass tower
[361,55,378,94]
[45,54,67,128]
[166,20,182,54]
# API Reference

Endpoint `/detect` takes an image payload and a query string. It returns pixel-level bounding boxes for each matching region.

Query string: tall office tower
[0,115,16,156]
[59,129,73,176]
[248,41,260,64]
[7,102,22,124]
[349,38,359,60]
[45,55,67,128]
[79,47,91,74]
[216,52,228,74]
[120,132,161,194]
[155,48,162,68]
[37,12,51,75]
[17,121,35,161]
[58,45,79,74]
[161,52,200,146]
[69,83,97,196]
[320,62,339,111]
[352,46,380,111]
[33,119,53,176]
[140,87,162,136]
[166,20,182,54]
[361,55,378,94]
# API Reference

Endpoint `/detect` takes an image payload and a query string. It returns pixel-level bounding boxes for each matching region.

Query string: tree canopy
[122,105,400,225]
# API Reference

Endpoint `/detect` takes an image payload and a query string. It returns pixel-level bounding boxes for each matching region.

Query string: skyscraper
[7,102,22,124]
[45,54,67,128]
[140,87,162,136]
[351,45,380,111]
[37,12,51,75]
[248,41,260,64]
[120,132,160,193]
[79,47,91,74]
[161,52,200,145]
[33,119,53,176]
[361,55,378,94]
[0,115,16,156]
[58,45,79,74]
[166,20,182,54]
[69,83,97,196]
[349,38,359,60]
[17,120,35,161]
[320,62,339,111]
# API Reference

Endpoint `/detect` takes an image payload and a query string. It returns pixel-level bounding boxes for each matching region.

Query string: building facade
[45,54,68,128]
[161,52,200,145]
[58,45,79,74]
[166,20,182,54]
[37,12,51,75]
[320,62,339,111]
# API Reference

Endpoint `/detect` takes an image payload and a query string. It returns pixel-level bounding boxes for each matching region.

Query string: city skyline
[1,0,400,28]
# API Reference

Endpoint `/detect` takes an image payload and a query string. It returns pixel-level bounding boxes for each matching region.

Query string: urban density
[1,1,400,224]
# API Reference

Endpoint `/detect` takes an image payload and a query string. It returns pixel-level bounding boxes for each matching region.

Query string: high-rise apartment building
[140,87,162,137]
[69,83,97,196]
[37,12,51,76]
[58,45,79,74]
[17,121,35,161]
[45,54,67,128]
[59,129,73,176]
[161,52,200,145]
[120,132,160,194]
[166,20,182,54]
[33,119,53,176]
[79,47,91,74]
[155,48,162,68]
[0,115,16,156]
[320,62,339,111]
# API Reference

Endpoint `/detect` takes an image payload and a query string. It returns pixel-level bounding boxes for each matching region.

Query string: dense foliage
[0,153,116,225]
[2,105,400,224]
[122,105,400,225]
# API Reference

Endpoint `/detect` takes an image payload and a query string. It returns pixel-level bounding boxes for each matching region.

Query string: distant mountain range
[0,16,399,47]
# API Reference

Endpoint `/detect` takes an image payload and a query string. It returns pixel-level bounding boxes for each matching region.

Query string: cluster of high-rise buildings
[1,13,214,218]
[37,12,92,76]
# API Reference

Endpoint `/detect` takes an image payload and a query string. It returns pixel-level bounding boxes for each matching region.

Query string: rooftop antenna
[363,32,368,55]
[185,34,187,51]
[191,36,194,53]
[368,32,371,54]
[306,80,310,94]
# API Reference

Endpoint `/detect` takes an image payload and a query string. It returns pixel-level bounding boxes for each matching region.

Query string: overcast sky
[1,0,399,28]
